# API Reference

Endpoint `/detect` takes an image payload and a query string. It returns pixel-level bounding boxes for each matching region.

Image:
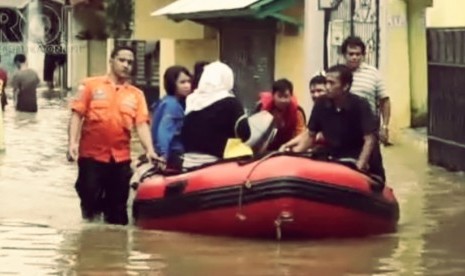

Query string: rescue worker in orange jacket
[68,46,160,225]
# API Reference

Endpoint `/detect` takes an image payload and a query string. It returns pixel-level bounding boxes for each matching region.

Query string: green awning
[151,0,302,27]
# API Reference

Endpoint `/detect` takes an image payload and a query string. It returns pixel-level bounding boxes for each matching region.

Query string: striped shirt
[350,63,388,117]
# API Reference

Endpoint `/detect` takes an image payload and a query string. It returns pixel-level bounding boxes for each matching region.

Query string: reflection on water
[1,93,465,275]
[0,221,65,275]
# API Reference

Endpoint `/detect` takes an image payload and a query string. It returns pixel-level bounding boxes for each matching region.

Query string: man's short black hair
[14,54,26,64]
[110,46,135,59]
[341,36,366,55]
[163,65,191,95]
[272,78,293,95]
[309,75,326,87]
[326,64,353,92]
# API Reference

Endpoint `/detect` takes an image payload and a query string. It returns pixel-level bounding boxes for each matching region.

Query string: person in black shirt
[280,64,385,181]
[181,61,249,169]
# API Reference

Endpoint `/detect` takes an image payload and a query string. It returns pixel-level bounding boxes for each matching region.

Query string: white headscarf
[185,61,234,115]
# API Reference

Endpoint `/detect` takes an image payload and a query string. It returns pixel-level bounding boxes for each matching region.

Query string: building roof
[151,0,261,17]
[151,0,302,26]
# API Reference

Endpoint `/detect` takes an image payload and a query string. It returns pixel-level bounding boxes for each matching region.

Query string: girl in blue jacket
[151,66,192,172]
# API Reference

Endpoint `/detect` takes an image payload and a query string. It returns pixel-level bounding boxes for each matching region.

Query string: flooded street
[1,93,465,275]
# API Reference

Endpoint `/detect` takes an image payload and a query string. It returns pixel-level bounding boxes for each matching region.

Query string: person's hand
[67,142,78,162]
[281,132,310,153]
[379,126,389,145]
[146,151,166,171]
[279,140,299,152]
[279,143,292,152]
[279,135,308,153]
[356,160,368,171]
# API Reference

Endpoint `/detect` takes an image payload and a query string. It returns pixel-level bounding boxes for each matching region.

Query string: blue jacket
[151,95,185,159]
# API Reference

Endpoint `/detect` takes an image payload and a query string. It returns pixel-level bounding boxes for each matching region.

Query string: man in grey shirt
[341,36,391,144]
[11,54,40,113]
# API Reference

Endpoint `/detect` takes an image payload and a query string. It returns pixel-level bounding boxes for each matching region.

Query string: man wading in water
[67,46,161,225]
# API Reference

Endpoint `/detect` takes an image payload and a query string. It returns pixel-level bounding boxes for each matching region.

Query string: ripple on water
[0,221,65,275]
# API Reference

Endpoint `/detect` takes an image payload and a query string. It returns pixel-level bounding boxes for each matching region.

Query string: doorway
[219,20,276,112]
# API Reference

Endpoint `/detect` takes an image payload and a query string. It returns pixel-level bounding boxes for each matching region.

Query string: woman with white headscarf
[181,61,249,169]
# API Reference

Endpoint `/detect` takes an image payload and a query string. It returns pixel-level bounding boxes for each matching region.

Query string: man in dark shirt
[280,64,385,181]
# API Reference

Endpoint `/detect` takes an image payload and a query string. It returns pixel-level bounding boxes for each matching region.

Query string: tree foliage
[105,0,134,38]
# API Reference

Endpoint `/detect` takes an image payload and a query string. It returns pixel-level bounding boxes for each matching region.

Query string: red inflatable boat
[132,154,399,239]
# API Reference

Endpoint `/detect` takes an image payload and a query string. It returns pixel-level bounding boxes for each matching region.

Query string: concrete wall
[275,33,305,107]
[158,39,176,97]
[87,40,108,77]
[67,10,89,89]
[157,38,219,97]
[303,0,325,116]
[383,0,412,131]
[67,39,106,88]
[134,0,206,40]
[407,0,429,127]
[372,0,430,132]
[174,39,219,71]
[426,0,464,27]
[275,1,307,116]
[68,40,88,88]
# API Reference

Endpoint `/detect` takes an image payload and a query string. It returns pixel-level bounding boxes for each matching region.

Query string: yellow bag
[223,138,253,159]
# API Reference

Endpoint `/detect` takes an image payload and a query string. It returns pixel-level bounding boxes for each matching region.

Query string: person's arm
[357,98,378,170]
[136,123,156,155]
[357,133,375,170]
[134,91,160,161]
[294,107,306,136]
[280,129,316,152]
[379,97,391,144]
[152,102,184,159]
[379,97,390,127]
[375,70,391,143]
[67,112,83,161]
[67,83,91,161]
[281,102,321,152]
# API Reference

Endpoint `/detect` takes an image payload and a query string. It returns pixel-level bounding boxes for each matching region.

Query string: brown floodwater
[1,92,465,275]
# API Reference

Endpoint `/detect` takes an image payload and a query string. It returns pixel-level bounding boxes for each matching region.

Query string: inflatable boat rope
[236,150,296,240]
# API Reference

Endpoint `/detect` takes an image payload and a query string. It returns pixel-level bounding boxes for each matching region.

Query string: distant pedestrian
[0,55,8,111]
[10,54,40,113]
